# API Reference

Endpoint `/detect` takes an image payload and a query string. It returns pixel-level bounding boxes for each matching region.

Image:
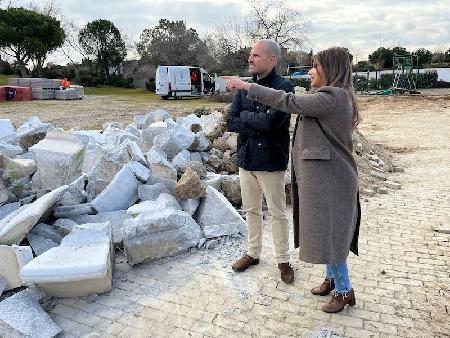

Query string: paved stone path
[50,95,450,337]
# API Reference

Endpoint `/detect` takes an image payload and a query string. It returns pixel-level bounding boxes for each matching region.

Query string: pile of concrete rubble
[0,110,249,336]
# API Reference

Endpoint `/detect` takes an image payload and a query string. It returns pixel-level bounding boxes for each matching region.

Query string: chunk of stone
[129,161,151,182]
[146,176,177,192]
[195,185,246,238]
[177,113,201,128]
[0,277,6,295]
[222,174,242,205]
[153,127,195,159]
[0,155,36,183]
[52,218,78,236]
[0,287,62,338]
[30,223,63,244]
[127,141,147,165]
[0,244,33,291]
[0,202,21,220]
[179,198,200,216]
[206,154,221,170]
[17,116,54,150]
[0,119,15,139]
[0,142,24,158]
[26,233,58,256]
[200,111,225,140]
[0,185,68,245]
[184,160,207,179]
[123,209,202,265]
[146,147,177,181]
[142,109,171,129]
[19,193,36,205]
[59,175,87,206]
[171,150,191,173]
[127,193,181,216]
[190,151,203,164]
[173,168,206,200]
[103,127,139,148]
[204,172,223,191]
[370,170,386,181]
[0,178,10,205]
[53,203,94,218]
[103,122,124,130]
[30,131,85,190]
[67,211,132,246]
[188,131,211,152]
[20,223,113,297]
[86,156,122,201]
[138,183,170,201]
[140,121,169,152]
[385,180,401,190]
[91,163,140,212]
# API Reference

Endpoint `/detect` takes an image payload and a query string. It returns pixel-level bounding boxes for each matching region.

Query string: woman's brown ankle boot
[311,277,335,296]
[322,289,356,313]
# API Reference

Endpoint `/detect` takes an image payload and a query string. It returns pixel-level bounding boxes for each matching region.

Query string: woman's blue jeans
[325,263,352,295]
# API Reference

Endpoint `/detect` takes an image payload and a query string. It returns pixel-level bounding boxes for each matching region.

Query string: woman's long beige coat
[248,85,360,264]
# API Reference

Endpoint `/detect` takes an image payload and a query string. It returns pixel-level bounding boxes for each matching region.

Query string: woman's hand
[221,76,251,92]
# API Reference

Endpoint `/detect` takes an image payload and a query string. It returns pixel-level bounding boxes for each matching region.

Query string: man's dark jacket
[227,68,294,171]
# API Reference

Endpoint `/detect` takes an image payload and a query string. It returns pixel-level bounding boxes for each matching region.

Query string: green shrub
[145,77,156,91]
[79,74,101,87]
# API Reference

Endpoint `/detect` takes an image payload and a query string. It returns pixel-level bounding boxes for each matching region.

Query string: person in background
[60,78,71,90]
[224,46,361,313]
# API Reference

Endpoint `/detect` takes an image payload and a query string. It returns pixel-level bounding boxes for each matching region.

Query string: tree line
[1,1,449,88]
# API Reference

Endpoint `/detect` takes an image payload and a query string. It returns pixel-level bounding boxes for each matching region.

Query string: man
[227,39,295,284]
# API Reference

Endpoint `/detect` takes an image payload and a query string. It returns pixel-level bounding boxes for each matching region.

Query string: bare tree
[245,0,308,50]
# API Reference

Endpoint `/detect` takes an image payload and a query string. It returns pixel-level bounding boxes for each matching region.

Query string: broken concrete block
[30,223,63,244]
[385,180,401,190]
[0,185,68,245]
[103,122,124,131]
[68,211,132,246]
[20,223,113,297]
[0,155,36,184]
[30,131,85,190]
[127,193,181,216]
[195,185,245,238]
[127,141,147,165]
[17,116,54,150]
[190,151,203,164]
[173,168,206,200]
[147,176,177,192]
[179,198,200,216]
[59,174,87,206]
[129,161,151,182]
[53,203,94,218]
[91,163,140,212]
[86,156,122,201]
[171,149,191,173]
[222,175,242,205]
[200,111,225,140]
[138,183,170,201]
[153,126,195,160]
[146,147,177,181]
[0,245,33,291]
[26,233,58,256]
[126,125,141,138]
[0,287,62,338]
[0,119,15,139]
[0,179,11,206]
[123,209,202,265]
[0,142,24,158]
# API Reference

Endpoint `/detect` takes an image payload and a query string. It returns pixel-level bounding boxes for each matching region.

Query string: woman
[224,46,361,313]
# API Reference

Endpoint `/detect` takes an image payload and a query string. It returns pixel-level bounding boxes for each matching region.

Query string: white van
[155,66,214,100]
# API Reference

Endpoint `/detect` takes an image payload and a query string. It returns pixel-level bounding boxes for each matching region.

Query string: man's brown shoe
[232,254,259,272]
[311,277,335,296]
[322,289,356,313]
[278,263,294,284]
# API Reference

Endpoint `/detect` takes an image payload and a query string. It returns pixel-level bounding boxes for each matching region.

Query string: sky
[2,0,450,65]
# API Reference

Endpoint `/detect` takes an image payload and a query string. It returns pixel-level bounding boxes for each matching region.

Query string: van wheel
[161,96,169,100]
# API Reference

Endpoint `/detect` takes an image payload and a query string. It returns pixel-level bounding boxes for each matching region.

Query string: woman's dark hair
[314,47,361,127]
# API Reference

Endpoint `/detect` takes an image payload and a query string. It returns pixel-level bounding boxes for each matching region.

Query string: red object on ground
[60,79,71,89]
[0,86,6,101]
[2,86,32,101]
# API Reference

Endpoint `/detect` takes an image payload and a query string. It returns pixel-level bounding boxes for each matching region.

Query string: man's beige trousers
[239,168,290,263]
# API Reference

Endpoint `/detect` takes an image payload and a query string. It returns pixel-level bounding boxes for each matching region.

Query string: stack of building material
[3,86,32,101]
[6,78,19,86]
[69,85,84,99]
[30,78,55,100]
[0,86,6,101]
[55,88,79,100]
